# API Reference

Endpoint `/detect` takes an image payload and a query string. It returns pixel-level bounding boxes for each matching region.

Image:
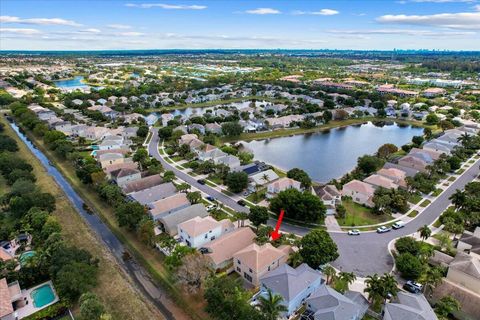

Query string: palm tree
[262,173,270,184]
[287,251,303,268]
[323,265,337,285]
[257,289,288,320]
[437,233,453,252]
[380,273,399,302]
[421,266,443,294]
[449,190,466,210]
[364,274,383,305]
[339,272,356,287]
[418,225,432,242]
[457,132,471,147]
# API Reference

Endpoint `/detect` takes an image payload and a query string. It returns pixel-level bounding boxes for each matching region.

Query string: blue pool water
[31,284,56,308]
[19,251,35,266]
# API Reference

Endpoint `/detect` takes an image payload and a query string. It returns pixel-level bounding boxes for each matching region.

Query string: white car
[348,229,360,236]
[377,226,392,233]
[206,205,217,211]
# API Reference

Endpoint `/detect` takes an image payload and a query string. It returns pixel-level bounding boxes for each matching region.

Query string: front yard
[338,198,392,227]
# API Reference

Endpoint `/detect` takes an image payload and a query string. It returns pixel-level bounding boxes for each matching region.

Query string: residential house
[103,162,138,178]
[256,264,323,317]
[306,284,369,320]
[315,185,342,215]
[342,180,375,207]
[363,174,399,190]
[383,292,437,320]
[149,193,191,221]
[202,228,256,272]
[423,141,454,155]
[157,204,209,236]
[457,227,480,259]
[249,169,279,187]
[213,155,241,170]
[0,248,13,263]
[233,243,291,286]
[84,126,109,141]
[127,182,177,205]
[197,145,226,162]
[122,174,163,194]
[98,135,128,151]
[178,134,199,146]
[161,113,174,127]
[144,114,158,126]
[98,152,127,168]
[266,115,304,129]
[410,148,443,161]
[188,123,205,135]
[111,168,141,188]
[397,155,430,173]
[376,168,407,188]
[205,123,222,134]
[424,88,446,97]
[266,177,302,199]
[178,216,234,248]
[445,252,480,295]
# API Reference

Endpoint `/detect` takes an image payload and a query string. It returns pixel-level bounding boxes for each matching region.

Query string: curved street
[148,128,480,277]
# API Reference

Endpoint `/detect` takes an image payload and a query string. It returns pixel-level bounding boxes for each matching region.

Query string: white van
[392,221,405,229]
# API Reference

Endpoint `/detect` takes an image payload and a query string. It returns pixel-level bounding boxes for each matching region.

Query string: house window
[249,268,253,273]
[237,267,241,272]
[243,272,252,283]
[205,234,208,239]
[237,259,241,265]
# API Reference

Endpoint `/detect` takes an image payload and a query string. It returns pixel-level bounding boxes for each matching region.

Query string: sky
[1,0,479,51]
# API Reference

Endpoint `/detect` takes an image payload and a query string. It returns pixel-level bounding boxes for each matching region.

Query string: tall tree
[418,225,432,242]
[257,288,288,320]
[299,229,339,269]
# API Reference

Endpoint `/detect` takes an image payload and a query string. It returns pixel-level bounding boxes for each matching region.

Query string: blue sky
[1,0,479,50]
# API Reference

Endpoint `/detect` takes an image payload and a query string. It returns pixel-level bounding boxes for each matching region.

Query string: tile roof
[233,243,288,273]
[203,228,256,266]
[149,193,190,218]
[178,216,229,238]
[122,174,163,194]
[0,278,13,318]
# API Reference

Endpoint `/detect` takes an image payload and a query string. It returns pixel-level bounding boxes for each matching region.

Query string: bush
[396,252,424,280]
[395,237,421,256]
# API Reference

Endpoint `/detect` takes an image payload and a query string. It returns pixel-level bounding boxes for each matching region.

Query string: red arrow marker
[270,209,285,241]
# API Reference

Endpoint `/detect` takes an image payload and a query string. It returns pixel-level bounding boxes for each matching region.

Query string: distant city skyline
[1,0,479,50]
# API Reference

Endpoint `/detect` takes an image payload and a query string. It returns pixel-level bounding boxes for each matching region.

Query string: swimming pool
[31,284,56,308]
[19,251,35,266]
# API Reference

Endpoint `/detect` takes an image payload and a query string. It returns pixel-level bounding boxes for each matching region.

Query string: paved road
[330,157,480,276]
[11,122,176,320]
[148,128,249,214]
[149,128,480,277]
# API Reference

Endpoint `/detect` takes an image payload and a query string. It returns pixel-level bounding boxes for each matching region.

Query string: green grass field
[338,198,391,227]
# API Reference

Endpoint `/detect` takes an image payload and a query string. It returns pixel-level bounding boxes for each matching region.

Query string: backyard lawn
[338,198,391,227]
[408,193,423,205]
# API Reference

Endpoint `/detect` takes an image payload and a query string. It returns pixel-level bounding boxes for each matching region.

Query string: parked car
[206,195,215,202]
[348,229,360,236]
[206,205,217,212]
[197,179,206,185]
[377,226,392,233]
[237,200,247,206]
[403,281,423,294]
[392,221,405,229]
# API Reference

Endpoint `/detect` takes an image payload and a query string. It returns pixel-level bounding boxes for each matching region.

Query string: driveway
[149,128,480,276]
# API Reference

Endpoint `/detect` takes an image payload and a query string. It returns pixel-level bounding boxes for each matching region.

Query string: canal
[246,121,424,183]
[9,121,174,320]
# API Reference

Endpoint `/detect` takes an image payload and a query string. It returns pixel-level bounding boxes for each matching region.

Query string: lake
[54,76,89,89]
[245,122,424,183]
[153,99,271,118]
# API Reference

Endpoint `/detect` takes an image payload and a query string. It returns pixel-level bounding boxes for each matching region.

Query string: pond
[54,76,89,89]
[245,121,424,183]
[153,99,271,118]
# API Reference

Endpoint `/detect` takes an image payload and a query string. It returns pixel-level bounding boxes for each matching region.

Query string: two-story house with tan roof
[177,216,234,248]
[266,177,302,199]
[233,243,291,286]
[363,174,399,190]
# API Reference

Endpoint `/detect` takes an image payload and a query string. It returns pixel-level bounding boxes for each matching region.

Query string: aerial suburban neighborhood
[1,1,480,320]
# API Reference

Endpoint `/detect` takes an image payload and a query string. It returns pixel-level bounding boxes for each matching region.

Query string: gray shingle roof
[306,284,365,320]
[127,182,176,205]
[260,263,322,303]
[158,204,209,236]
[384,292,437,320]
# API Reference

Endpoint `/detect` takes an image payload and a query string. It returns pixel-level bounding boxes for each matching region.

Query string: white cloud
[377,12,480,29]
[0,15,81,26]
[245,8,281,15]
[293,9,339,16]
[107,24,132,29]
[117,31,145,36]
[474,4,480,10]
[79,28,101,33]
[0,28,41,35]
[328,28,476,36]
[125,3,206,10]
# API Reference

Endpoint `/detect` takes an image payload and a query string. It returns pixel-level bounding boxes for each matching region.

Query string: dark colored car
[197,179,206,185]
[403,281,423,294]
[237,200,246,206]
[206,195,215,202]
